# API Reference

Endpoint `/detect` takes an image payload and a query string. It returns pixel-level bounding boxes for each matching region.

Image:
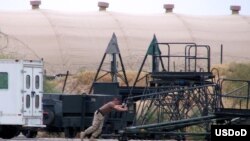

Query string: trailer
[0,59,44,139]
[42,86,135,138]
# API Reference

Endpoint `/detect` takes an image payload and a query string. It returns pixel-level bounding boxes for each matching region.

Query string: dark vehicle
[42,92,134,138]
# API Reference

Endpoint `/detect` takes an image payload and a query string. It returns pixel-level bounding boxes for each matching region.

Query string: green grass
[43,78,61,93]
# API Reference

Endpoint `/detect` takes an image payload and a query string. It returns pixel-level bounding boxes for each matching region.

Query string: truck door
[23,67,43,117]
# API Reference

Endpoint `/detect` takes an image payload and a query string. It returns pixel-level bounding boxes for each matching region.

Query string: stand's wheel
[22,129,37,138]
[64,127,77,138]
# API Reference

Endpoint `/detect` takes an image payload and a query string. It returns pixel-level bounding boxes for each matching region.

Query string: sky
[0,0,249,15]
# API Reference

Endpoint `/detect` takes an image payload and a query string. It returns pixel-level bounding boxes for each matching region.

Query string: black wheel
[0,126,20,139]
[22,129,37,138]
[118,134,128,141]
[118,130,128,141]
[64,127,77,138]
[15,130,21,137]
[43,108,55,125]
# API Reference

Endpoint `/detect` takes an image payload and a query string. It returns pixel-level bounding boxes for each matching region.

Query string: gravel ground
[5,136,120,141]
[1,134,174,141]
[2,136,168,141]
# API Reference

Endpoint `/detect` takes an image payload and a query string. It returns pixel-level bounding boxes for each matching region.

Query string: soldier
[80,98,128,140]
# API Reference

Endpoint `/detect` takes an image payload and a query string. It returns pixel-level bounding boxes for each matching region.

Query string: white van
[0,59,45,139]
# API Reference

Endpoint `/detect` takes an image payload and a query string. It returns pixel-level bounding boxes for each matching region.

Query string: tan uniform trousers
[83,111,105,138]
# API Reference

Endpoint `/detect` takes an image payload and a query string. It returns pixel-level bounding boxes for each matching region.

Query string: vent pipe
[30,0,41,10]
[230,5,241,15]
[98,2,109,11]
[163,4,174,13]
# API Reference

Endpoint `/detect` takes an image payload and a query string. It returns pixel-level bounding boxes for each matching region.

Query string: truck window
[0,72,8,89]
[35,95,39,108]
[26,95,30,108]
[35,75,40,89]
[26,75,30,89]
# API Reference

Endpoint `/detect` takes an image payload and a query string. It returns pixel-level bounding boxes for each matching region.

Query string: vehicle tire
[43,108,55,125]
[0,126,20,139]
[15,129,21,137]
[118,136,128,141]
[22,129,37,138]
[64,127,77,138]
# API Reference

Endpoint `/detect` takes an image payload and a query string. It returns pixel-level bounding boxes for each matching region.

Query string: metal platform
[215,108,250,117]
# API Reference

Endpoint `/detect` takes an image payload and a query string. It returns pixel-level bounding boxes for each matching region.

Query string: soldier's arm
[113,105,128,111]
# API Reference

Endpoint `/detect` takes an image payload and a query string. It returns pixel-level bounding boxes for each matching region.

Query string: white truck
[0,59,45,139]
